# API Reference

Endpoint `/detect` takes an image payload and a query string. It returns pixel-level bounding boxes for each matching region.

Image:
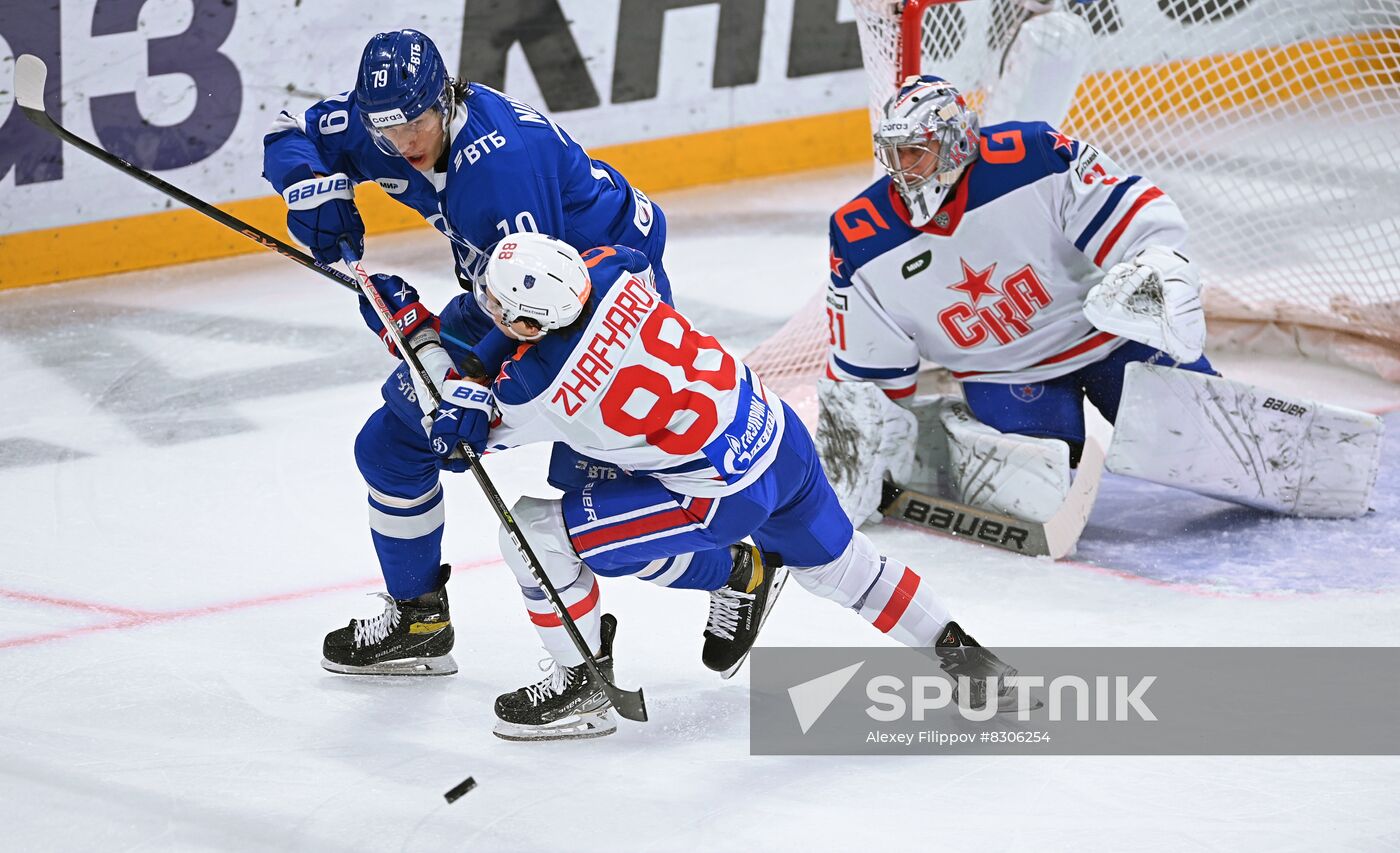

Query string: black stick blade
[604,684,648,722]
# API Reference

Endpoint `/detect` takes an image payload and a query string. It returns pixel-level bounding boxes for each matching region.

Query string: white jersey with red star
[825,120,1189,395]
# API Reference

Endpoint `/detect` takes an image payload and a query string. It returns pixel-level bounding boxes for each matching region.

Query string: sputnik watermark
[865,673,1156,722]
[789,668,1154,733]
[752,647,1400,756]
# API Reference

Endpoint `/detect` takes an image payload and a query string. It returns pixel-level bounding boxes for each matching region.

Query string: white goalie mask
[479,233,592,341]
[875,75,981,226]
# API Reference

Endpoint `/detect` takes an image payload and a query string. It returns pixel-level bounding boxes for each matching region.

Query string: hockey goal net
[746,0,1400,424]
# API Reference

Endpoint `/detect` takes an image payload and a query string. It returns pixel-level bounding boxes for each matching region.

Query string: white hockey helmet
[479,233,592,340]
[875,75,981,225]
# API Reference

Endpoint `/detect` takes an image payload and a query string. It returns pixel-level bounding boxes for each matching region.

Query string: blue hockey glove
[282,170,365,265]
[429,380,495,472]
[358,273,439,358]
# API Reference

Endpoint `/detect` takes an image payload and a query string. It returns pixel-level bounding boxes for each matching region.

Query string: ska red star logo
[1047,130,1075,153]
[829,248,845,278]
[948,259,999,305]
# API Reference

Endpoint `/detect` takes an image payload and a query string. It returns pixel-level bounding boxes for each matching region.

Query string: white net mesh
[746,0,1400,418]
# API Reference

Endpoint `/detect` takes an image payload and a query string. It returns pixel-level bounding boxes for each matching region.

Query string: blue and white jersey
[488,247,785,498]
[825,121,1189,393]
[263,83,668,325]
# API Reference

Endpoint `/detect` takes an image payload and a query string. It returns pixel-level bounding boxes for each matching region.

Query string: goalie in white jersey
[427,234,1031,740]
[822,75,1381,526]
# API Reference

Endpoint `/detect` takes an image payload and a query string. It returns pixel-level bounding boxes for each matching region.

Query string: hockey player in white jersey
[821,75,1381,529]
[426,234,1029,740]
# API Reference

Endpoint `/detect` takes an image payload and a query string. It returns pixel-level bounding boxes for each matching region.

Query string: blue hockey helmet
[356,29,454,158]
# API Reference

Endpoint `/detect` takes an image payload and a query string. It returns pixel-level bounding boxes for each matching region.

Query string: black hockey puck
[444,776,477,804]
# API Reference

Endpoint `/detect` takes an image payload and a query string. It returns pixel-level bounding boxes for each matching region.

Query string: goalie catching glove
[429,379,495,472]
[1083,246,1205,363]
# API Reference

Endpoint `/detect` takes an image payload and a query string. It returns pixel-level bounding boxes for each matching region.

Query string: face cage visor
[361,84,454,159]
[875,137,942,195]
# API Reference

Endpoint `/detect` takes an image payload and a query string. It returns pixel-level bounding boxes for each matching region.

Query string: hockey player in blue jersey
[262,29,673,675]
[818,75,1380,530]
[425,234,1030,740]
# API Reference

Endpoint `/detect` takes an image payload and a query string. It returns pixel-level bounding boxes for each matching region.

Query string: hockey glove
[359,273,440,358]
[1084,246,1205,364]
[282,169,365,265]
[429,380,495,472]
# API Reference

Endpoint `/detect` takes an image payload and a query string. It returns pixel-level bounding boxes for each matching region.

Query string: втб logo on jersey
[938,259,1051,349]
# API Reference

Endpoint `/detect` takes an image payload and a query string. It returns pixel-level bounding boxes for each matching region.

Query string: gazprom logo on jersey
[367,108,408,128]
[632,187,654,236]
[706,376,778,479]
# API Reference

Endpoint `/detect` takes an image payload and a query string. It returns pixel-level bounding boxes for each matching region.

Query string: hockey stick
[879,437,1105,560]
[14,54,647,723]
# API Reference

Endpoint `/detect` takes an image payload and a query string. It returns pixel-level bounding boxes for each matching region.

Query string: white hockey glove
[816,378,917,527]
[1084,246,1205,363]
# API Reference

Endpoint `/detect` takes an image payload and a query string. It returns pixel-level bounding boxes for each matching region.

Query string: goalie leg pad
[1106,363,1383,518]
[816,378,917,526]
[933,398,1072,524]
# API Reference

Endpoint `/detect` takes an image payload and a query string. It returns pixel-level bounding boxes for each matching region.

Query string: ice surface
[2,165,1398,852]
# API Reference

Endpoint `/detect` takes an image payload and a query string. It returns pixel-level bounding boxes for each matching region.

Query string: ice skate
[321,566,456,676]
[933,621,1041,713]
[703,544,787,678]
[493,613,620,741]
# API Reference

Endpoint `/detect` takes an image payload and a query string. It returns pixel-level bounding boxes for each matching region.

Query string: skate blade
[720,567,789,680]
[492,709,617,742]
[320,654,458,676]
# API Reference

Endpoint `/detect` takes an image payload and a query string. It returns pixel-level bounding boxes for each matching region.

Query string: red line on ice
[0,588,150,617]
[0,557,503,650]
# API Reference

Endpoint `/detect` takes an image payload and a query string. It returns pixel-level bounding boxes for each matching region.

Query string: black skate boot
[493,613,619,742]
[321,565,456,676]
[702,544,787,678]
[933,621,1040,713]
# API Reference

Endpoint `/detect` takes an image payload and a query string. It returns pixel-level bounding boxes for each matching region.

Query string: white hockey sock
[790,531,952,647]
[852,558,951,647]
[520,565,602,667]
[500,496,604,666]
